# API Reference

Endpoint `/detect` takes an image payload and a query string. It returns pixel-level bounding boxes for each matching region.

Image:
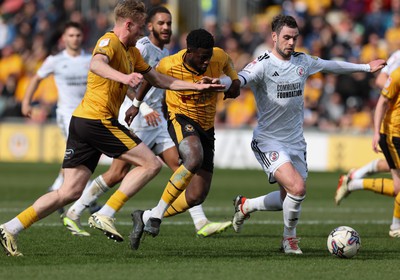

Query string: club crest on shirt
[296,66,305,77]
[185,124,194,132]
[99,38,110,47]
[269,151,279,162]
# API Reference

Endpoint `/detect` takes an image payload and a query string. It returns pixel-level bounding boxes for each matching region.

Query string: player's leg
[156,137,221,235]
[143,136,199,235]
[337,136,393,205]
[347,158,389,180]
[273,162,305,254]
[0,166,91,256]
[139,117,206,236]
[63,159,131,236]
[89,142,162,242]
[232,145,287,233]
[48,113,70,214]
[336,175,396,205]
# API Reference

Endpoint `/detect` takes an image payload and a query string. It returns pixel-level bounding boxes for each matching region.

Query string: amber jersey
[73,32,151,120]
[381,66,400,136]
[156,47,238,130]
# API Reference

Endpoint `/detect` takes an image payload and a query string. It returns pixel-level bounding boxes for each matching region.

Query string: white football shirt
[381,50,400,75]
[239,51,370,150]
[127,36,169,131]
[37,50,91,117]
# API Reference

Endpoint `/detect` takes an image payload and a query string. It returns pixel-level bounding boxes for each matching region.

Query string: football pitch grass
[0,162,399,280]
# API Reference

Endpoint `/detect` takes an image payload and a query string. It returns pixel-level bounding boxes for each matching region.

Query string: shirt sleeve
[307,55,370,75]
[92,35,116,62]
[36,55,55,78]
[238,58,265,87]
[381,68,400,99]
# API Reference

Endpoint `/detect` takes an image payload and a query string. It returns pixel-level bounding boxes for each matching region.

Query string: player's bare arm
[21,74,43,118]
[143,68,225,91]
[90,53,143,88]
[375,72,389,88]
[372,95,389,153]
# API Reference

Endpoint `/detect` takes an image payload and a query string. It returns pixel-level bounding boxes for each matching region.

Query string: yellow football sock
[106,190,129,212]
[394,193,400,219]
[161,165,194,205]
[363,178,395,197]
[17,206,39,229]
[164,190,190,217]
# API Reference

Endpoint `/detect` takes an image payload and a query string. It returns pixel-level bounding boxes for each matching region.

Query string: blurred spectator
[360,32,388,63]
[237,16,263,55]
[385,11,400,54]
[224,89,257,128]
[224,37,251,71]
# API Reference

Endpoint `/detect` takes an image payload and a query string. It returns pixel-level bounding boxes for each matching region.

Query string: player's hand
[196,83,225,92]
[21,102,32,118]
[372,133,382,153]
[124,73,143,89]
[125,105,139,126]
[197,76,221,84]
[143,111,161,127]
[369,59,386,73]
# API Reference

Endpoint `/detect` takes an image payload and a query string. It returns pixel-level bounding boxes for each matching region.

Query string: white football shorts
[136,125,175,156]
[251,139,308,184]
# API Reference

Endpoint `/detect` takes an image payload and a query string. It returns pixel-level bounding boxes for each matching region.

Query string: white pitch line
[30,219,391,227]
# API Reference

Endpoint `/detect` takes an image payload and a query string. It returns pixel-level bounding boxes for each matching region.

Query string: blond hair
[114,0,146,24]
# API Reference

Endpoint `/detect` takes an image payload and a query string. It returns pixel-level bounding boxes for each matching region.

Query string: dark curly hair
[186,29,214,49]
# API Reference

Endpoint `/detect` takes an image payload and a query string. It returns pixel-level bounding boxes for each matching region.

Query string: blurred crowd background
[0,0,397,133]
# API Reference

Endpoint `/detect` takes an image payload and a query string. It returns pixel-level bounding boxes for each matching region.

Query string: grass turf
[0,162,399,280]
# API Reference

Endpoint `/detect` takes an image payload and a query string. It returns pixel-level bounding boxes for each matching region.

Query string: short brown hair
[114,0,146,24]
[271,14,298,34]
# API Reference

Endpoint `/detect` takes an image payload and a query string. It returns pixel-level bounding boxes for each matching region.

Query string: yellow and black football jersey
[381,66,400,136]
[156,47,238,130]
[73,32,151,120]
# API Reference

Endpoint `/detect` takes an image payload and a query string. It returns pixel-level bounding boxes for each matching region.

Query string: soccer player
[21,21,100,217]
[335,50,400,205]
[368,67,400,237]
[128,28,241,250]
[225,14,385,254]
[0,0,224,257]
[62,6,231,239]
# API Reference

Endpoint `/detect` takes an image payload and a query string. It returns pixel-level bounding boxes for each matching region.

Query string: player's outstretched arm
[90,53,143,88]
[143,68,225,92]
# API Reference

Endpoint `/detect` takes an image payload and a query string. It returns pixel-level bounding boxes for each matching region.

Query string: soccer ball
[327,226,361,258]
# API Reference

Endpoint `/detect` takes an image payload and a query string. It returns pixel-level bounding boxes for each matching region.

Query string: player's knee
[179,137,203,172]
[58,188,83,204]
[147,157,162,176]
[182,154,203,173]
[287,181,306,197]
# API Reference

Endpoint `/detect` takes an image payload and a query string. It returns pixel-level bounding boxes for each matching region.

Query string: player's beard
[153,29,171,45]
[276,45,293,60]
